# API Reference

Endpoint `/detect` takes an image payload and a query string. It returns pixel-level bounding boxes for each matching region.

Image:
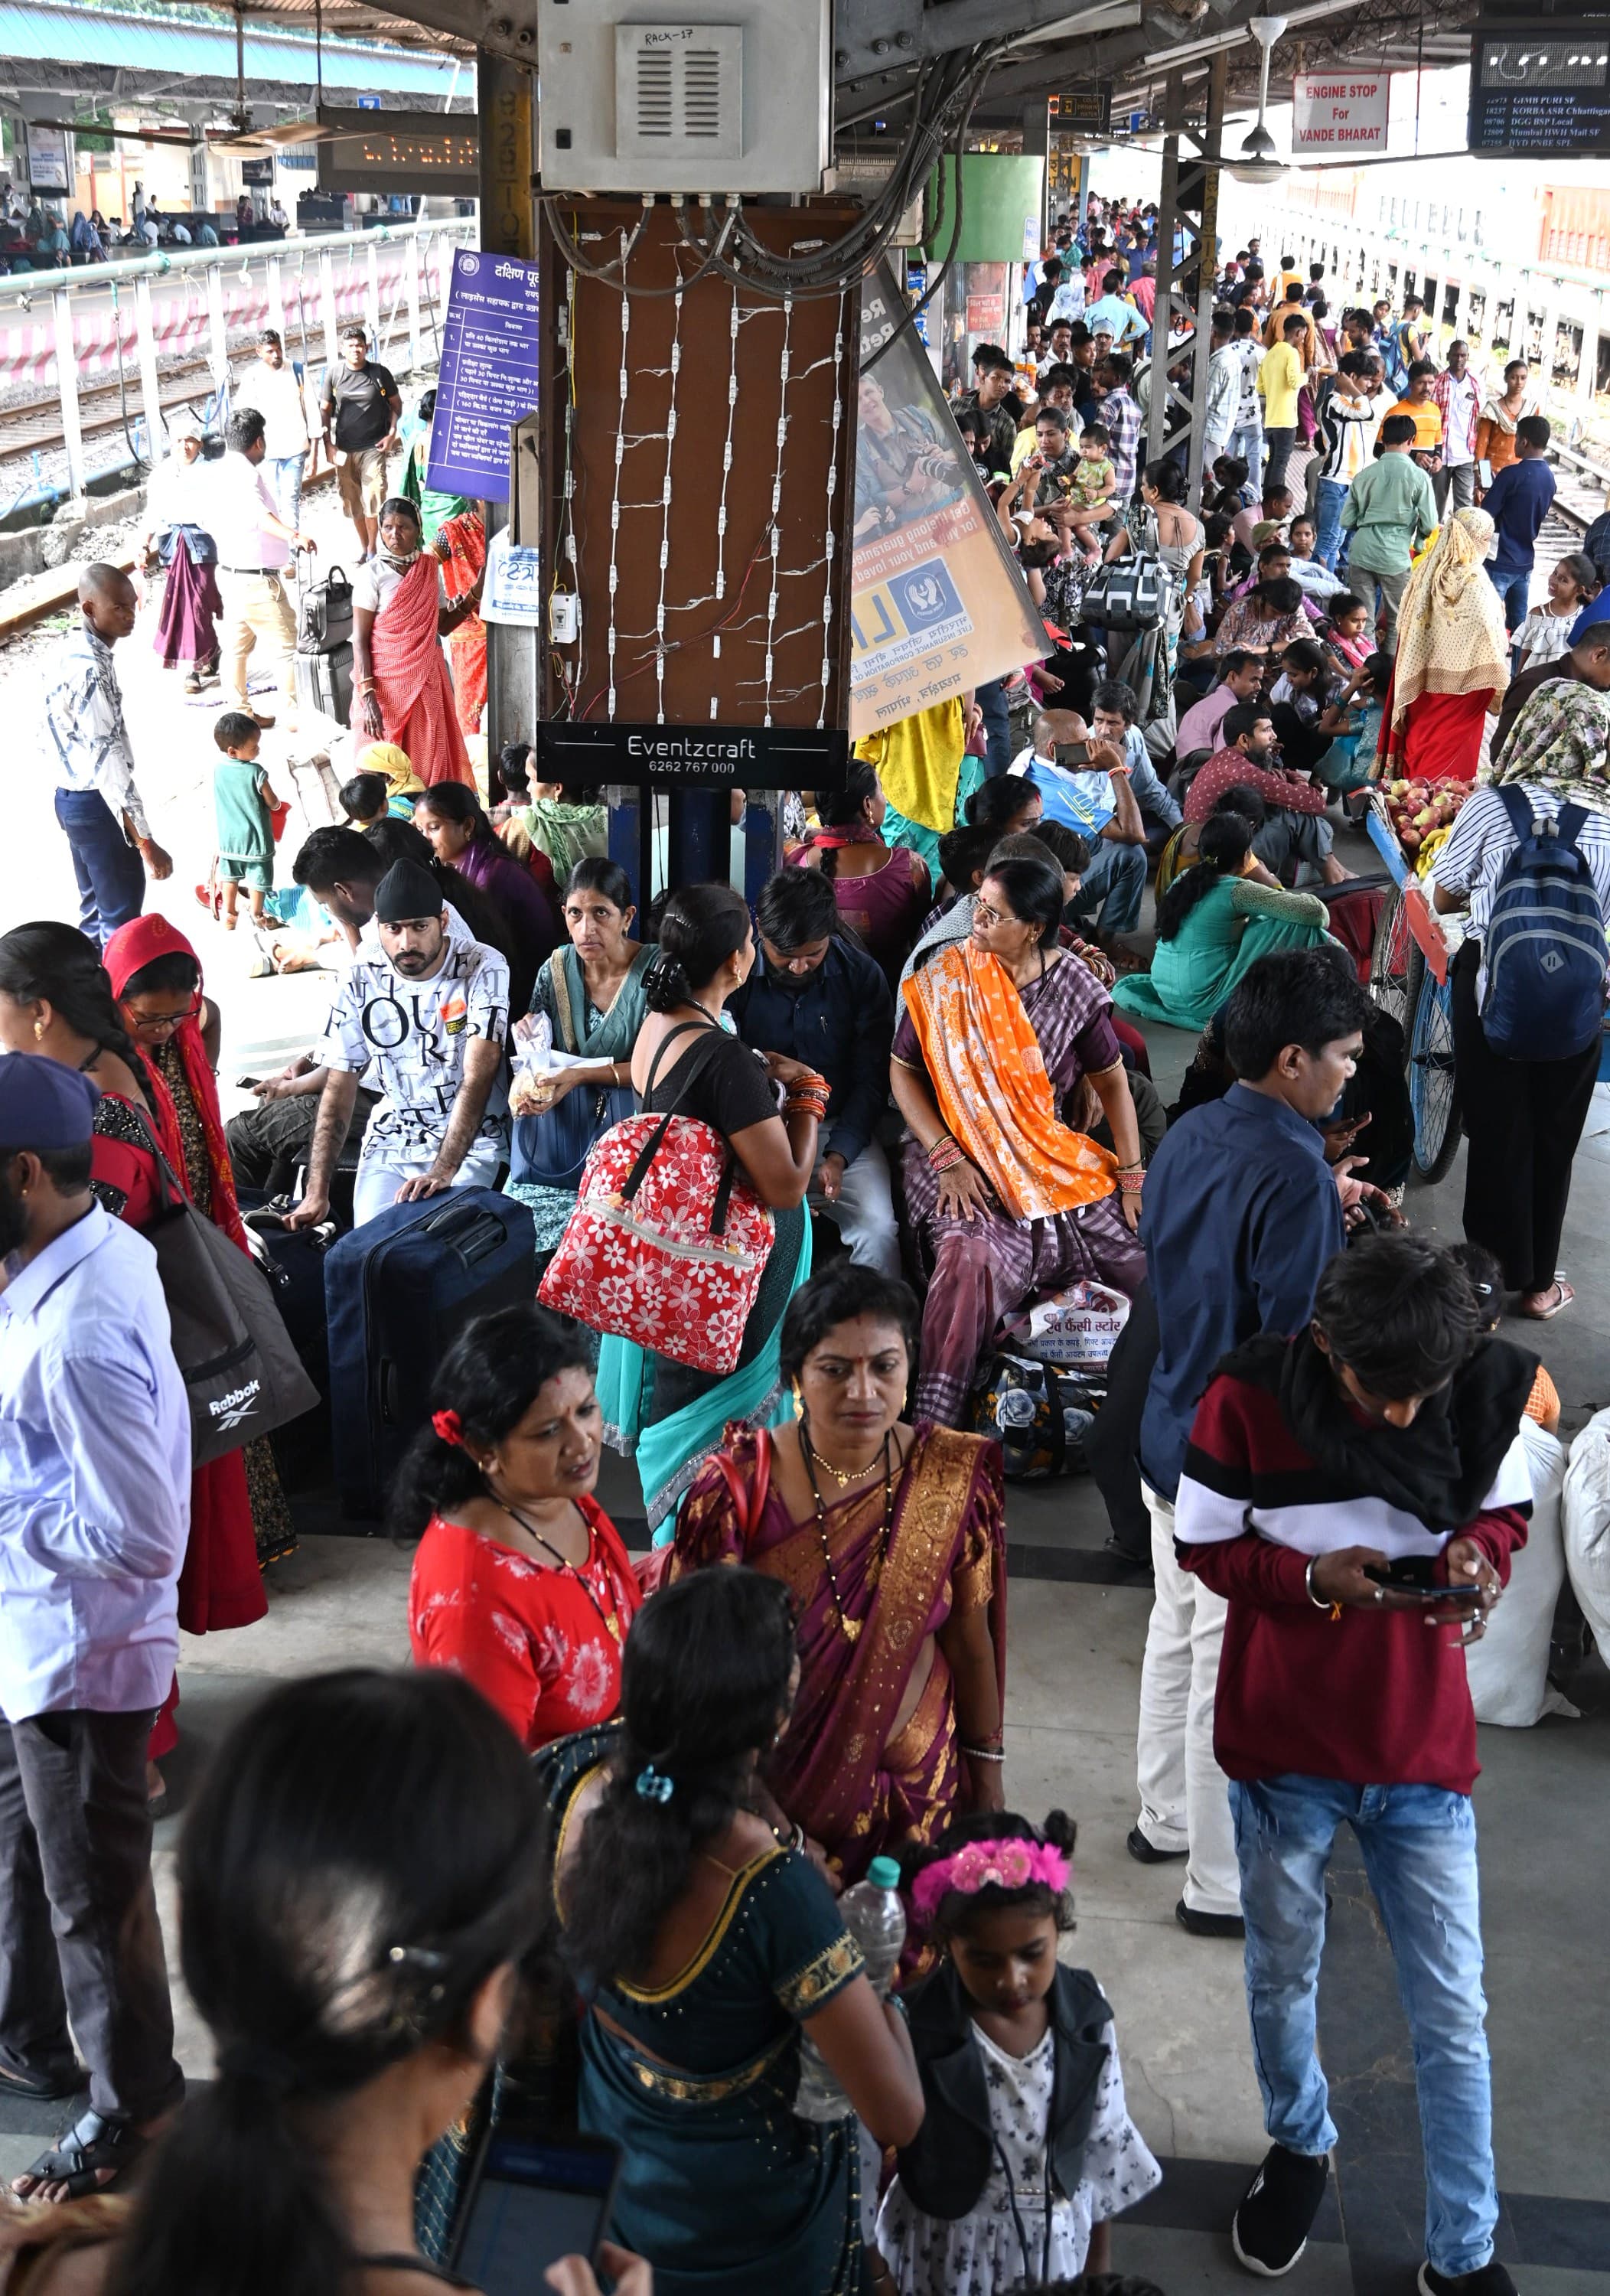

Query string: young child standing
[876,1812,1160,2294]
[1516,552,1599,673]
[211,709,285,928]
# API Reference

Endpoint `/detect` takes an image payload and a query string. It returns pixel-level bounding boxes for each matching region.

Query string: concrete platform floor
[4,813,1606,2295]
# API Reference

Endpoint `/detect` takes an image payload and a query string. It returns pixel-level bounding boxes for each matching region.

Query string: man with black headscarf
[285,857,510,1230]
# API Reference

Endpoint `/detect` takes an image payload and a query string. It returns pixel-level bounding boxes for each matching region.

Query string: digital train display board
[1468,20,1610,155]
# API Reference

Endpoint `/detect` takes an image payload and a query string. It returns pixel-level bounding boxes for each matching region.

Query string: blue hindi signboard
[426,247,540,506]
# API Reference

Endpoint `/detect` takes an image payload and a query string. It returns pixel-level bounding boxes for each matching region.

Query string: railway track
[0,355,219,461]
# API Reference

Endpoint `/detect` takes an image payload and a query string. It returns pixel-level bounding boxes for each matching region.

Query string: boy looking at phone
[1177,1233,1531,2296]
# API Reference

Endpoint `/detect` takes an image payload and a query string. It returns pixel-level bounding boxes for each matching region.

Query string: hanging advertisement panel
[850,263,1047,739]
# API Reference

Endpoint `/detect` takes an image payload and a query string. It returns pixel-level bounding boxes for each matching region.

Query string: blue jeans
[974,677,1013,778]
[1226,418,1263,494]
[53,788,145,947]
[1230,1774,1497,2278]
[1067,836,1145,935]
[1488,563,1530,634]
[268,453,306,532]
[1313,477,1349,572]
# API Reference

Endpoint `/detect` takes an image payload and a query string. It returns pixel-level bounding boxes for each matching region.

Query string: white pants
[353,1141,503,1228]
[1135,1482,1241,1916]
[807,1127,901,1278]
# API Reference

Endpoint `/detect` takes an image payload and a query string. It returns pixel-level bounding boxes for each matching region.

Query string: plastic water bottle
[794,1856,907,2123]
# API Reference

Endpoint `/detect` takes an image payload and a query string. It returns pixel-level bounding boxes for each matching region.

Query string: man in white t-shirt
[231,329,312,530]
[213,407,316,728]
[286,859,510,1230]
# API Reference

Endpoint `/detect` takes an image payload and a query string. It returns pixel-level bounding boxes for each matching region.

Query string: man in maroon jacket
[1177,1234,1532,2296]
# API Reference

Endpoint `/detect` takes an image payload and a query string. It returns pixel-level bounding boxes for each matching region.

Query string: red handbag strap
[714,1430,771,1546]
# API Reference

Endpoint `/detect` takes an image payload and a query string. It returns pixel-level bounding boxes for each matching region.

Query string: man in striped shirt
[1177,1235,1530,2296]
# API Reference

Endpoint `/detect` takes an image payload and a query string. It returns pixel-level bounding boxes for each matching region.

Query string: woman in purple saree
[672,1261,1007,1895]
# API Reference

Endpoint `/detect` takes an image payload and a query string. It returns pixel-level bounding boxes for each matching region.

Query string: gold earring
[791,1380,803,1417]
[32,1020,44,1042]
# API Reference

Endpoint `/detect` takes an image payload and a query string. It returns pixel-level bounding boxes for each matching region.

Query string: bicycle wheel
[1406,942,1462,1183]
[1368,881,1411,1035]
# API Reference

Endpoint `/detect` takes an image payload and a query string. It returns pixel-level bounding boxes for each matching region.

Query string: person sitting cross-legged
[284,857,510,1231]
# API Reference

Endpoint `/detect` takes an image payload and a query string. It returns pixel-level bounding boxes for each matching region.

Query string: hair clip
[432,1409,463,1446]
[635,1765,674,1804]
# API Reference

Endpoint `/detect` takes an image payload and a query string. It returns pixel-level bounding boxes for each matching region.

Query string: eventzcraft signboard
[852,264,1048,739]
[1292,70,1390,154]
[425,247,540,506]
[536,721,849,790]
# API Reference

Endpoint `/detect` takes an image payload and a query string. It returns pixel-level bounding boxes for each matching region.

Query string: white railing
[0,217,476,497]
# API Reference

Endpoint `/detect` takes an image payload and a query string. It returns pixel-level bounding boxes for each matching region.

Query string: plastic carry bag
[1002,1280,1130,1371]
[1464,1416,1573,1727]
[481,525,545,628]
[1563,1404,1610,1674]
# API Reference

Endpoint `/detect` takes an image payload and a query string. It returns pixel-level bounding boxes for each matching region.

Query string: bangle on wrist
[961,1743,1005,1763]
[1305,1555,1341,1619]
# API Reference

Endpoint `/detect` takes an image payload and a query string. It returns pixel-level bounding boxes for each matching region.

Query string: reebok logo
[209,1378,262,1430]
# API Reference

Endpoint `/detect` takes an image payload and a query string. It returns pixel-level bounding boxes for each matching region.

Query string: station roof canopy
[113,0,1483,122]
[0,0,471,114]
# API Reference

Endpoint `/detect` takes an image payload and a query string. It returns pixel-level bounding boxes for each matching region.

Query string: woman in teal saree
[506,857,657,1256]
[556,1568,924,2296]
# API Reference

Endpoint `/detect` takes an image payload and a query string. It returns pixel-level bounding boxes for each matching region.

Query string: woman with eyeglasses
[0,919,285,1812]
[891,850,1148,1426]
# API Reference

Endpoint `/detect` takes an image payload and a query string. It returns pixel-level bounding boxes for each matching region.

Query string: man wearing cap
[0,1055,187,2202]
[43,566,173,947]
[285,859,510,1230]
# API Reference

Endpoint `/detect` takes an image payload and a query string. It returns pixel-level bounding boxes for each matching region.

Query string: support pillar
[1145,56,1224,501]
[53,290,85,501]
[1022,100,1051,251]
[478,47,539,770]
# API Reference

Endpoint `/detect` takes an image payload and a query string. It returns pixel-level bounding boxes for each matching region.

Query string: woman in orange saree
[672,1259,1007,1895]
[350,496,481,788]
[435,504,487,735]
[891,850,1147,1426]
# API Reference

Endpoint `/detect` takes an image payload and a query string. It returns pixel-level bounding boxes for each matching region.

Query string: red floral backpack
[539,1019,776,1375]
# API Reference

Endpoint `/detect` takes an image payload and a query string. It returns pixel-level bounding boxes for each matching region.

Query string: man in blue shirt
[1482,415,1556,633]
[0,1054,188,2200]
[1084,268,1146,351]
[1131,953,1368,1937]
[728,869,900,1276]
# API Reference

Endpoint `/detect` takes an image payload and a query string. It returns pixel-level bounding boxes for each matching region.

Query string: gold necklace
[804,1433,888,1489]
[800,1425,895,1645]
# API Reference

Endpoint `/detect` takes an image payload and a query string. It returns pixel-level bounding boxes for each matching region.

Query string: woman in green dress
[556,1566,924,2296]
[505,856,655,1256]
[1114,810,1332,1032]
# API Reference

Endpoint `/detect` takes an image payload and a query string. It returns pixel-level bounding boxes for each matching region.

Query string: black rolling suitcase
[323,1190,536,1521]
[295,559,355,725]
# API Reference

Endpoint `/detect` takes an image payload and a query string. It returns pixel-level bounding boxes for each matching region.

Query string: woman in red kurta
[394,1303,640,1753]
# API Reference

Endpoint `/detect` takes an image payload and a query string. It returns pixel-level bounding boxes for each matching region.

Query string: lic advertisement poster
[851,263,1047,739]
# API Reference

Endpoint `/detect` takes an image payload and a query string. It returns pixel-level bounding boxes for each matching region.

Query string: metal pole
[134,273,164,468]
[1145,73,1185,471]
[406,233,422,376]
[205,258,229,395]
[479,47,538,766]
[366,235,382,354]
[54,289,86,501]
[1187,53,1227,505]
[318,246,338,371]
[266,252,287,344]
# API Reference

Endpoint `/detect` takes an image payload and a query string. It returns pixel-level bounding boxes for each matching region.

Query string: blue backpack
[1481,784,1607,1059]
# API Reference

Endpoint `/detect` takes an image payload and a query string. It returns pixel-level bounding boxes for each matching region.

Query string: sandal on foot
[1520,1280,1574,1320]
[181,673,201,696]
[12,2111,148,2202]
[0,2059,86,2104]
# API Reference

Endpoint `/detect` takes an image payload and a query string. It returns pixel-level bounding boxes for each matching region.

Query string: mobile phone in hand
[455,2127,621,2290]
[1054,740,1090,768]
[1364,1561,1482,1604]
